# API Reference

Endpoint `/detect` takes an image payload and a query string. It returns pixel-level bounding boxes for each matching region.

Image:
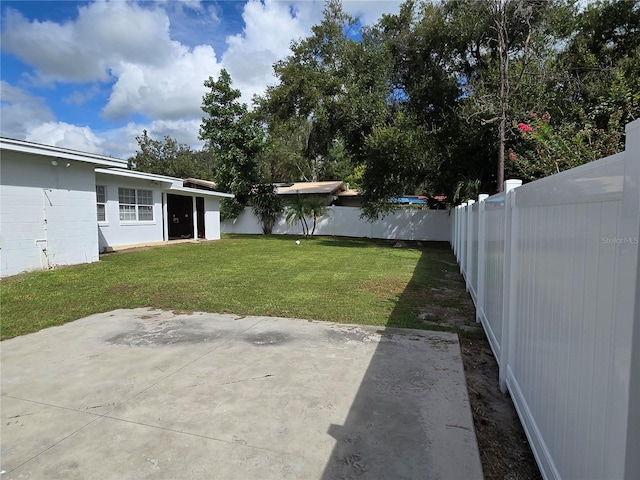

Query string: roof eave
[1,138,126,168]
[167,185,234,198]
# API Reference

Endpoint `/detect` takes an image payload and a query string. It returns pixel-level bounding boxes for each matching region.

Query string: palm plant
[285,193,312,236]
[284,194,328,236]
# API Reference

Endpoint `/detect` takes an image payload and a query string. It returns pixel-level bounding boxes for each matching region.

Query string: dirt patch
[459,337,542,480]
[419,305,474,330]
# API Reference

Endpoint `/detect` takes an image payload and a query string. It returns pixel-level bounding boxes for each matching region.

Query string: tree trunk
[496,0,509,193]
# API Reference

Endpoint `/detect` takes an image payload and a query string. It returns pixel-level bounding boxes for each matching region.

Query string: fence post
[455,205,461,260]
[617,120,640,479]
[452,207,457,255]
[455,205,462,263]
[459,203,468,275]
[499,179,522,393]
[476,194,489,323]
[465,200,475,288]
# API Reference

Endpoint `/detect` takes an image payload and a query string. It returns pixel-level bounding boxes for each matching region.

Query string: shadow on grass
[320,241,483,479]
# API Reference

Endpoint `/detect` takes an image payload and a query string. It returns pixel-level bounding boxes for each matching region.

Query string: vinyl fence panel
[450,119,639,480]
[479,193,506,359]
[222,206,451,242]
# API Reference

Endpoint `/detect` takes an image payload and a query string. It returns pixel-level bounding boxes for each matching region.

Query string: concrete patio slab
[1,309,483,479]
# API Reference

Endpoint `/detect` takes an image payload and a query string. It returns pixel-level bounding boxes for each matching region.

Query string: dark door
[196,197,205,239]
[167,194,194,239]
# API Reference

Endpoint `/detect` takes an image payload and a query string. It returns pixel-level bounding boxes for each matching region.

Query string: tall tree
[200,69,263,219]
[128,131,216,180]
[256,0,636,215]
[257,1,392,183]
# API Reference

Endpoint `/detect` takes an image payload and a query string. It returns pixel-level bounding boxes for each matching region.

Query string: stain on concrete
[106,320,222,347]
[243,331,291,346]
[325,327,382,344]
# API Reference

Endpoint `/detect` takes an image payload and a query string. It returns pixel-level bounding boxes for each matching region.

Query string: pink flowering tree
[508,112,621,180]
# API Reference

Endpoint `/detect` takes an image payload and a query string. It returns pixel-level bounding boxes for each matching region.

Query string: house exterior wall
[95,173,165,250]
[1,152,99,277]
[96,174,224,249]
[204,197,221,240]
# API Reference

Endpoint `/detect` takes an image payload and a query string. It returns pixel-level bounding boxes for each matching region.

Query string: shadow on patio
[319,242,484,479]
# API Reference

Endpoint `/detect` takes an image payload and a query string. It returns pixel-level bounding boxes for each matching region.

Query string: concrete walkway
[1,309,483,479]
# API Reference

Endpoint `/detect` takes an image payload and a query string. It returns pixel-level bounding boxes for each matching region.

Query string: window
[96,185,106,222]
[118,188,154,222]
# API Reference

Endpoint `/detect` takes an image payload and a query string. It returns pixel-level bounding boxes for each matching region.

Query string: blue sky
[0,0,401,158]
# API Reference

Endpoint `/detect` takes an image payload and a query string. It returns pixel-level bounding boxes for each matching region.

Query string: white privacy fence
[452,119,640,480]
[222,206,451,241]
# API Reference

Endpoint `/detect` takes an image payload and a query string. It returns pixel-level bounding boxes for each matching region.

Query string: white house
[0,138,233,278]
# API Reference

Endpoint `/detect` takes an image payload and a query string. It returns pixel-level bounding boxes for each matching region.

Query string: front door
[167,194,194,239]
[196,197,205,239]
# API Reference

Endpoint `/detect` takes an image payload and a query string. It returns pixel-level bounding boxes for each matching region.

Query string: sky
[0,0,402,159]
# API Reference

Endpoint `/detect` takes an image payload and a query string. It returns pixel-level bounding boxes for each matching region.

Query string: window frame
[96,185,107,223]
[118,187,155,223]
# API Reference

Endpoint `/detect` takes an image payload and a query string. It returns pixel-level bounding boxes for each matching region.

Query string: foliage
[114,0,629,221]
[453,178,482,204]
[307,198,327,236]
[251,183,283,235]
[284,194,312,236]
[128,130,215,180]
[200,69,263,220]
[359,112,432,219]
[284,194,327,236]
[255,0,392,187]
[253,0,636,213]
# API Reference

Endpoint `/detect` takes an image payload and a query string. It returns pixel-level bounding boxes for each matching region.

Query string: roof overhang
[96,167,178,184]
[96,168,233,198]
[166,185,234,198]
[1,137,126,168]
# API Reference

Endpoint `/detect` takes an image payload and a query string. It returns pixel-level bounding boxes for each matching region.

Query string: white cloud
[1,2,174,84]
[102,44,220,121]
[111,118,204,156]
[0,81,56,139]
[64,85,101,106]
[25,122,105,154]
[220,0,401,106]
[342,1,403,26]
[221,0,322,105]
[17,118,204,160]
[1,0,402,157]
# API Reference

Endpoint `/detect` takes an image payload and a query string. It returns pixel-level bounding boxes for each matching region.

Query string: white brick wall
[1,152,100,277]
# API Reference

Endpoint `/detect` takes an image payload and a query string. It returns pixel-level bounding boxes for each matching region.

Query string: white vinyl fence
[222,206,451,241]
[452,119,640,480]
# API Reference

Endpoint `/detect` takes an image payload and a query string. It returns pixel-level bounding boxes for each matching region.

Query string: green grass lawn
[1,235,474,340]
